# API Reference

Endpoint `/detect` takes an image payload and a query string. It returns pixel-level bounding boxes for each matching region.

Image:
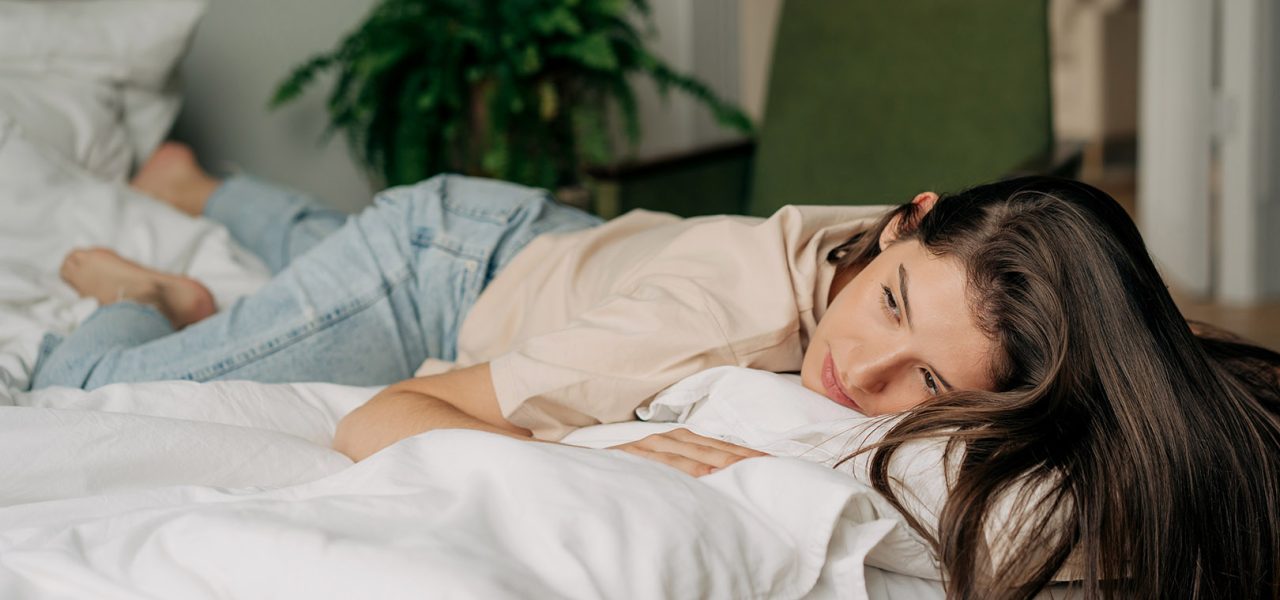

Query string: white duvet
[2,369,953,600]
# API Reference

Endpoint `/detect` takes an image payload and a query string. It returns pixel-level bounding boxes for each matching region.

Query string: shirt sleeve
[487,276,738,441]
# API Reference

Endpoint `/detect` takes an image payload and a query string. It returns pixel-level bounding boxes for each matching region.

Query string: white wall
[1140,0,1279,303]
[1219,0,1272,303]
[1138,0,1214,297]
[690,0,743,148]
[739,0,783,122]
[1267,0,1280,298]
[172,0,380,213]
[622,0,744,159]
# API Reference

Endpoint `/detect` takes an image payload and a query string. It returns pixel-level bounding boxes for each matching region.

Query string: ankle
[186,173,221,216]
[118,281,165,310]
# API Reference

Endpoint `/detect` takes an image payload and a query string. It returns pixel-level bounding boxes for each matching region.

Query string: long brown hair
[830,177,1280,598]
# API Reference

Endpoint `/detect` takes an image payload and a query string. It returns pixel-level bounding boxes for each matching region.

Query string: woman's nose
[844,360,884,394]
[841,342,906,395]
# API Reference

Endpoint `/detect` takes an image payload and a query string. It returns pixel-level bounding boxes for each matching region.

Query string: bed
[0,2,1077,598]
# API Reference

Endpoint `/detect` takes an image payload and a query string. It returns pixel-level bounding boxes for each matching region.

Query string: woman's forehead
[878,241,997,391]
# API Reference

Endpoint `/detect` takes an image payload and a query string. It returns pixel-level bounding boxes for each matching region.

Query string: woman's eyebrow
[933,370,955,391]
[898,263,913,329]
[900,263,955,392]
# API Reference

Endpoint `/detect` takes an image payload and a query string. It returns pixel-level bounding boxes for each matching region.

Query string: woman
[34,143,1280,598]
[828,181,1280,598]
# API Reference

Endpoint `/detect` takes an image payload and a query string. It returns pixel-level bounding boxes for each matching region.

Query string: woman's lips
[823,351,865,413]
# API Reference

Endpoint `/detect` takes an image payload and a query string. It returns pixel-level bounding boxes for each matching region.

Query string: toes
[59,247,129,285]
[59,257,74,282]
[60,248,87,276]
[58,250,92,290]
[84,247,121,261]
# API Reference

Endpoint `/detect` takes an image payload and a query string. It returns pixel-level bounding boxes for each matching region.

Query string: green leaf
[645,59,755,135]
[532,7,582,36]
[482,142,508,177]
[595,0,628,16]
[572,106,609,164]
[518,45,542,75]
[538,81,559,121]
[558,33,617,70]
[417,87,439,111]
[269,54,335,108]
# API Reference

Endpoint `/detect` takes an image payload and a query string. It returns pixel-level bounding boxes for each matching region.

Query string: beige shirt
[422,204,890,440]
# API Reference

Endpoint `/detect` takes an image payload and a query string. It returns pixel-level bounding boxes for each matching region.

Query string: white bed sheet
[2,369,1079,599]
[0,431,886,599]
[1,371,921,600]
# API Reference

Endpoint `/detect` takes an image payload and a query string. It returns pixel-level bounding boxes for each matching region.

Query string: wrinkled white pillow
[566,366,1080,583]
[0,73,132,181]
[561,367,948,579]
[0,0,206,178]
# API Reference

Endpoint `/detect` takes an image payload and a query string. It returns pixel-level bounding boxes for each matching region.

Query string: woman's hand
[609,428,768,477]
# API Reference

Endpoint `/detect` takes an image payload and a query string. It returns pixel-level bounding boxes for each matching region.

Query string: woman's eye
[880,285,900,320]
[921,369,939,396]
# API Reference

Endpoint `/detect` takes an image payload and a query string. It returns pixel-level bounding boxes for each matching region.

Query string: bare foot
[130,142,221,217]
[60,248,217,329]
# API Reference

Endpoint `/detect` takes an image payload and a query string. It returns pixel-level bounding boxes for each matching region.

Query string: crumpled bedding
[1,369,940,600]
[0,115,271,391]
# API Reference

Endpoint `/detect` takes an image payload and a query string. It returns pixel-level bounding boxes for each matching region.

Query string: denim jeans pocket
[410,225,488,314]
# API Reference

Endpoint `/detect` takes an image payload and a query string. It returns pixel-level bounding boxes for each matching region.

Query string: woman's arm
[333,363,528,461]
[331,362,766,474]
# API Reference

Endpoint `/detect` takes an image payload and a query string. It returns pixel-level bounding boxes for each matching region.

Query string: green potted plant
[272,0,753,201]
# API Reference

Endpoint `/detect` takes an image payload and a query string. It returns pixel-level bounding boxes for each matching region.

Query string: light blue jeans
[29,174,603,389]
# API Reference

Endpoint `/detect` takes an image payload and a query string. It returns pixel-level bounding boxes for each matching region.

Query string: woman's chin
[798,368,829,399]
[797,369,824,399]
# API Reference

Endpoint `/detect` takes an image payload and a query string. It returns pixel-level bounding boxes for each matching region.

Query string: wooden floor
[1174,293,1280,351]
[1087,169,1280,351]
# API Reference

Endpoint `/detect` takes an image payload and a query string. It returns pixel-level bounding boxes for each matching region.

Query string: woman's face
[800,236,998,416]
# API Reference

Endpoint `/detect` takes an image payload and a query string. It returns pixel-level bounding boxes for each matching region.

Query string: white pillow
[0,73,132,181]
[565,366,1080,583]
[0,0,206,178]
[562,367,948,579]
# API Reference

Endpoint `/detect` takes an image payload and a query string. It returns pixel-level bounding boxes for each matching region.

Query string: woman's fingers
[664,428,769,459]
[609,428,770,477]
[639,432,754,470]
[623,447,717,477]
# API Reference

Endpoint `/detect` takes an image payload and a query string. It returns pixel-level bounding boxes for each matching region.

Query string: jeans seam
[179,268,413,381]
[442,197,518,223]
[440,190,526,224]
[411,227,488,262]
